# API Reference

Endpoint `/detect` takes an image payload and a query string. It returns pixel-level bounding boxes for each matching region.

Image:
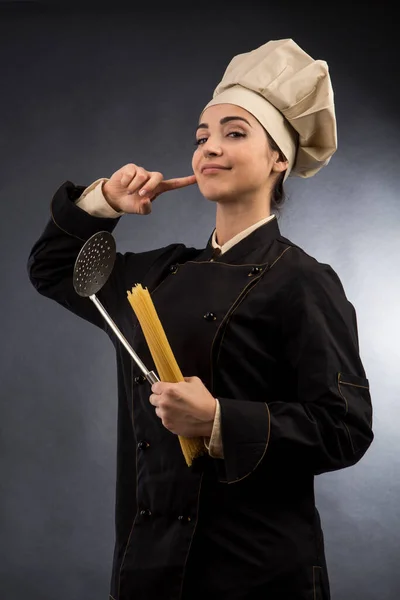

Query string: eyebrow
[196,116,253,132]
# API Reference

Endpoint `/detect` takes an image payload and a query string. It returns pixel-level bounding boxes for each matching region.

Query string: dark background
[0,1,398,598]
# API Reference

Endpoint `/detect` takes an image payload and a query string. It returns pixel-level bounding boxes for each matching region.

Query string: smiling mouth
[202,167,230,174]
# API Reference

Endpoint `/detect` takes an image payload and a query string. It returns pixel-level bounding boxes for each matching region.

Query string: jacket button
[140,509,152,518]
[169,264,179,274]
[137,440,149,451]
[249,266,262,276]
[134,375,147,385]
[203,312,216,321]
[178,515,191,523]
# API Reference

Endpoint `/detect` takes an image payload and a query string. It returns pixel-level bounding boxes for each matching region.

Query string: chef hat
[200,38,337,179]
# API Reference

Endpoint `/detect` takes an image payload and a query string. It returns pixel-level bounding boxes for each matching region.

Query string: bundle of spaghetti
[126,284,207,467]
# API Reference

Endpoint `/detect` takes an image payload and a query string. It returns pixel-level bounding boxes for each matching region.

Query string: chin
[199,184,236,204]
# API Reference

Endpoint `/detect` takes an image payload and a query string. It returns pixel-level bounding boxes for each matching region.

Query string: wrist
[102,181,121,212]
[198,420,214,437]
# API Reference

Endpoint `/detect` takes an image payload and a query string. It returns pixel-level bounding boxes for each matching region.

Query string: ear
[272,158,289,173]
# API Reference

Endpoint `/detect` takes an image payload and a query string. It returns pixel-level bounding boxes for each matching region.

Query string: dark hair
[265,130,287,210]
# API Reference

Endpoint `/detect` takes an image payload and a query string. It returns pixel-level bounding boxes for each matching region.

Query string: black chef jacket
[27,181,373,600]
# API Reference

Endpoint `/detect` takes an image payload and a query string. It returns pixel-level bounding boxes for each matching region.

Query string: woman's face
[192,104,286,205]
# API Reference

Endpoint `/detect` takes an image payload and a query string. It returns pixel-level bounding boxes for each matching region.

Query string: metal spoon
[73,231,159,385]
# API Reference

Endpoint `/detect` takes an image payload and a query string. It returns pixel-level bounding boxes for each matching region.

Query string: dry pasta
[127,284,207,466]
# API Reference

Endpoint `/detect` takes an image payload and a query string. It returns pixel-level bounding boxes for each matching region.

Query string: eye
[227,131,246,139]
[194,132,246,146]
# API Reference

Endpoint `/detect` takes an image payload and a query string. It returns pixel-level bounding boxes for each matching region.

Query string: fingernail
[139,189,147,196]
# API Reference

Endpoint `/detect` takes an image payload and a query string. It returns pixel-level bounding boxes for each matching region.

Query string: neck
[215,201,271,247]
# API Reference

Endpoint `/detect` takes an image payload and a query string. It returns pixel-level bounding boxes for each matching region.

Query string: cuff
[76,178,125,218]
[203,399,224,459]
[214,398,271,484]
[50,180,121,242]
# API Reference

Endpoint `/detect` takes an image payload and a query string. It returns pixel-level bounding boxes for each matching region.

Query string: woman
[28,39,373,600]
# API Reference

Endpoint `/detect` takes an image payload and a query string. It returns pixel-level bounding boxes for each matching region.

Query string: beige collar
[211,214,276,255]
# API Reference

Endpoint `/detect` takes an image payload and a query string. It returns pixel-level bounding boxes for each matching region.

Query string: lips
[201,164,230,173]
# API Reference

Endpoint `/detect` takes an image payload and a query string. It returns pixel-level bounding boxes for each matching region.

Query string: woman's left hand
[150,376,217,438]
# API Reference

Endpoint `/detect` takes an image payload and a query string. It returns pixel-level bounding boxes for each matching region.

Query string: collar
[198,215,281,264]
[211,214,276,255]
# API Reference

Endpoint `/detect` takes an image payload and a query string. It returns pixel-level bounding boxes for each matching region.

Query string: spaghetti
[127,284,207,466]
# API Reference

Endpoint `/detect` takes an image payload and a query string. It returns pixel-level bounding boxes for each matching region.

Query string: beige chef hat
[201,38,337,179]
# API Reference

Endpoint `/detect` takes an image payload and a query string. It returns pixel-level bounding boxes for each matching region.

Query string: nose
[202,140,222,157]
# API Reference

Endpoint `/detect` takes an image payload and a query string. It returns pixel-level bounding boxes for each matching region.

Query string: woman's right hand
[102,163,197,215]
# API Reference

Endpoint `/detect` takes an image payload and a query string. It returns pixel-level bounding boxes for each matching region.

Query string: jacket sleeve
[215,261,373,484]
[27,180,181,333]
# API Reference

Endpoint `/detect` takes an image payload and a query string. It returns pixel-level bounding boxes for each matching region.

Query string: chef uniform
[28,39,373,599]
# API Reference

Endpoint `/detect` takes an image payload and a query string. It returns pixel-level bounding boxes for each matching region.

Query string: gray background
[0,1,398,598]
